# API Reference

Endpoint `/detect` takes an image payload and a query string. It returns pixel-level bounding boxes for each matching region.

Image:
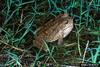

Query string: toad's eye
[64,20,68,24]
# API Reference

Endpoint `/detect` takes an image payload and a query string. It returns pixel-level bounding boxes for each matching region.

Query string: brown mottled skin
[33,13,73,51]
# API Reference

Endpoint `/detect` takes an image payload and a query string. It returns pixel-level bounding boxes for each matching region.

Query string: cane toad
[33,13,73,51]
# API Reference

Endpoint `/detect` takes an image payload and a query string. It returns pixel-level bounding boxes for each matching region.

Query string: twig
[0,40,25,52]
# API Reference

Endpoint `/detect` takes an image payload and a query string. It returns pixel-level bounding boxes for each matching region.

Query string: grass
[0,0,100,67]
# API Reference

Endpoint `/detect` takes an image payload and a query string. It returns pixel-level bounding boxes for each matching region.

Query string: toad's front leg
[57,30,64,45]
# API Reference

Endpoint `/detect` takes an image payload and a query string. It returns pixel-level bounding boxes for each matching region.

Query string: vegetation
[0,0,100,67]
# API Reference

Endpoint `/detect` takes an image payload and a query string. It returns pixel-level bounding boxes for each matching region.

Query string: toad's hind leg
[33,39,47,51]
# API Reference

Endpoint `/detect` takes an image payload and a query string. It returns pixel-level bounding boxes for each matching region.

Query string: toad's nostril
[62,13,69,18]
